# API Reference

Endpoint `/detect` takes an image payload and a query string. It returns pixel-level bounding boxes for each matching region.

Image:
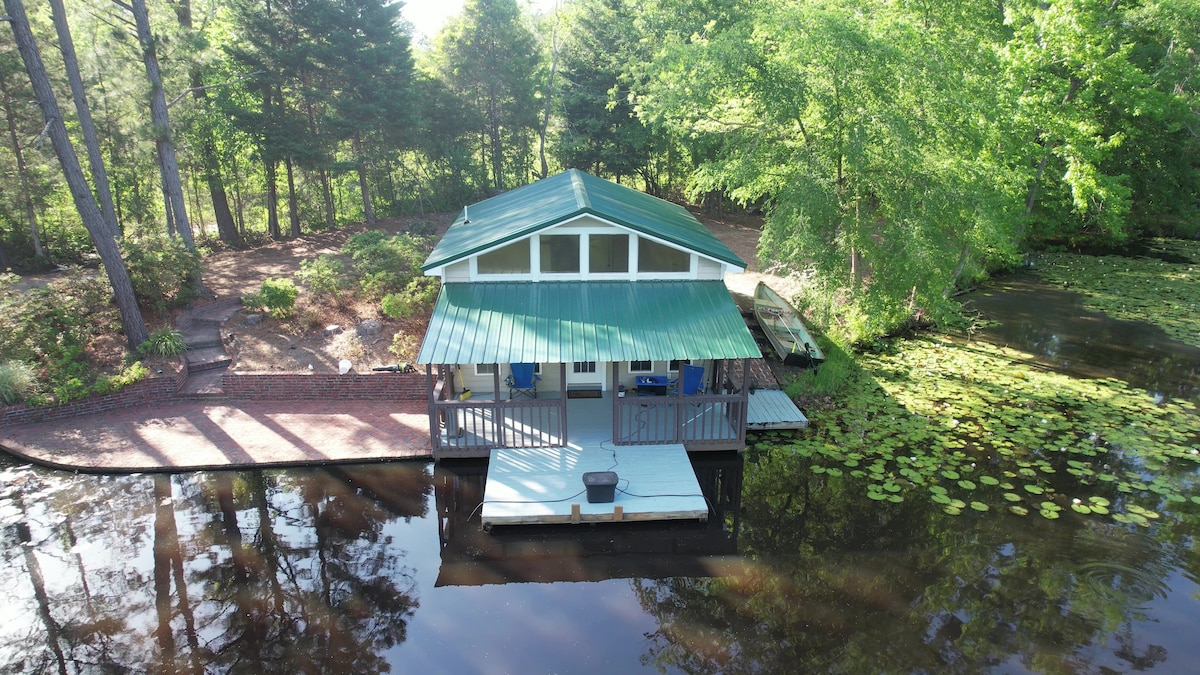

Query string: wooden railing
[613,393,746,450]
[431,398,566,456]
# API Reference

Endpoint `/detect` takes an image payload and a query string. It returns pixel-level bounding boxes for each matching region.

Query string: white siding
[444,261,471,282]
[696,258,724,280]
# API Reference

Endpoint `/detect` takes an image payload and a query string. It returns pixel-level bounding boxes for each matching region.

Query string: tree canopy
[1,0,1196,345]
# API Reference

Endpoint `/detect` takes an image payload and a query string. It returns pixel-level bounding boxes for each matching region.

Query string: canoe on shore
[753,282,825,368]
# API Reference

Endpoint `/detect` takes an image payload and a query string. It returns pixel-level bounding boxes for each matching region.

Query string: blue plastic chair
[671,364,705,396]
[506,363,540,399]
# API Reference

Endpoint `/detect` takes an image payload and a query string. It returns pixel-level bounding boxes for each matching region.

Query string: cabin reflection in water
[434,452,745,586]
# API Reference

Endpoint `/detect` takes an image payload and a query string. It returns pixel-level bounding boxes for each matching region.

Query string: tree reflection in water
[0,449,1197,672]
[0,461,428,673]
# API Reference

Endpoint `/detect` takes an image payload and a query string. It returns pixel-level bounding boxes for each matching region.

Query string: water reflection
[964,274,1200,403]
[434,453,744,586]
[2,445,1199,672]
[0,461,430,674]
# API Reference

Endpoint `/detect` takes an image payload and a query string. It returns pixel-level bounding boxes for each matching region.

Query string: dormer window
[589,234,630,273]
[540,234,580,273]
[478,241,531,274]
[638,237,690,273]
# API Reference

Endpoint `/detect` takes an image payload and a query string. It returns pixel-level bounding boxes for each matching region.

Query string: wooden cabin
[416,169,762,463]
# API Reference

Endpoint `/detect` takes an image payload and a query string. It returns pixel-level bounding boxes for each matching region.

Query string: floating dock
[746,389,809,430]
[480,443,709,527]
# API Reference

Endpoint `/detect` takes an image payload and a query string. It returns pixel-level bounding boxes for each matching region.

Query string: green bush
[0,361,38,405]
[245,277,299,318]
[344,231,431,300]
[783,338,857,398]
[296,254,346,299]
[381,277,440,319]
[94,361,149,394]
[122,234,202,313]
[138,328,189,358]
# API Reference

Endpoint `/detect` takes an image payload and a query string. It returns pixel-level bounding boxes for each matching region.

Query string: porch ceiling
[416,280,761,365]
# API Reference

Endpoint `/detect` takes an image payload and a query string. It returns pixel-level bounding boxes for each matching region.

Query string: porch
[425,361,750,459]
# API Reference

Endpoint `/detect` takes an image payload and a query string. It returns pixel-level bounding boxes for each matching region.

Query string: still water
[2,277,1199,674]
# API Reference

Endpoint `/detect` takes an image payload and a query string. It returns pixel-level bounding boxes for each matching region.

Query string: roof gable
[422,169,745,272]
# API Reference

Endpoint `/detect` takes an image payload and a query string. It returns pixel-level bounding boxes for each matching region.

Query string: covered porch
[417,280,763,460]
[423,360,752,459]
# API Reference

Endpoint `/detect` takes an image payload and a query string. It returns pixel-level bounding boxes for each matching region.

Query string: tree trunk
[130,0,194,251]
[266,159,281,239]
[3,86,43,260]
[285,157,300,237]
[6,0,149,349]
[173,0,242,248]
[354,132,375,225]
[537,2,561,180]
[50,0,120,239]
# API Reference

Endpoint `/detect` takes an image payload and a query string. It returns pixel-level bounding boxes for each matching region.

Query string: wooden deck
[480,443,710,527]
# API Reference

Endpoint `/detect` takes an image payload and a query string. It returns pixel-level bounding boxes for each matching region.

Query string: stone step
[177,369,227,399]
[185,346,232,373]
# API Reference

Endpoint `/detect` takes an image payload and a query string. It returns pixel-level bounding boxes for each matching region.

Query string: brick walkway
[1,399,433,472]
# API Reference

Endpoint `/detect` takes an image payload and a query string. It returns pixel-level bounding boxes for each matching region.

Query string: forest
[2,0,1198,348]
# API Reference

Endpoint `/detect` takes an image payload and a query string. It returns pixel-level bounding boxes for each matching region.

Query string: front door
[567,360,604,390]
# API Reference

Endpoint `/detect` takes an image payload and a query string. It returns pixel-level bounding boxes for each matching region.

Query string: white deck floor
[481,442,710,527]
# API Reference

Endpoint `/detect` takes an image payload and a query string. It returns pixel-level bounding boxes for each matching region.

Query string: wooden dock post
[613,505,624,522]
[570,503,581,524]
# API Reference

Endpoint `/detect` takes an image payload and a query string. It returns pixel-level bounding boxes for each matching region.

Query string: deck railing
[613,393,746,449]
[431,398,566,456]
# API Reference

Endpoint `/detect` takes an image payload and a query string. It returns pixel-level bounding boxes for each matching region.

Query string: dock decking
[746,389,809,430]
[481,444,709,527]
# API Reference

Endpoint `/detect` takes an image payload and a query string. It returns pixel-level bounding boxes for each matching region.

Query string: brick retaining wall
[0,368,187,429]
[219,371,426,401]
[1,369,427,430]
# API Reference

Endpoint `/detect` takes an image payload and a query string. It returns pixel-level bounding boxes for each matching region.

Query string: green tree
[430,0,540,190]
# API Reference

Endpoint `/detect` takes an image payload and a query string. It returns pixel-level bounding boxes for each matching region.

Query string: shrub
[122,234,202,313]
[296,254,346,299]
[94,361,149,394]
[381,277,440,319]
[783,338,856,398]
[138,328,189,358]
[0,361,38,405]
[389,331,421,364]
[344,231,431,299]
[246,277,298,318]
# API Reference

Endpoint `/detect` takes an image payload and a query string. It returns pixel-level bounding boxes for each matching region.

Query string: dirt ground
[11,205,805,376]
[209,206,822,374]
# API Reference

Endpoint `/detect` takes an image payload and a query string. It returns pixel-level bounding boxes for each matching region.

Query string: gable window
[590,234,629,273]
[478,241,530,274]
[629,360,652,373]
[638,237,690,273]
[540,234,580,273]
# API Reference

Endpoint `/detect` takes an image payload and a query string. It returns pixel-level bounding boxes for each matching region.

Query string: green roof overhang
[421,170,746,273]
[416,281,761,365]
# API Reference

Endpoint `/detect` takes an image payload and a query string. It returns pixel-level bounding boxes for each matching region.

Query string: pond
[3,273,1199,673]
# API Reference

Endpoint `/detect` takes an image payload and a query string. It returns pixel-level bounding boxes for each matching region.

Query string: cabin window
[478,241,530,274]
[540,234,580,273]
[573,361,596,374]
[669,359,690,373]
[474,364,497,376]
[638,237,690,273]
[589,234,629,273]
[629,360,652,373]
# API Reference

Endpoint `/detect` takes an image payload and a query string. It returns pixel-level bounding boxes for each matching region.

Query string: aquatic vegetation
[782,335,1199,523]
[1033,238,1200,347]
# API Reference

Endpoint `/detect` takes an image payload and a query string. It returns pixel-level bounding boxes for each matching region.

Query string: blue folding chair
[671,364,705,396]
[506,363,540,399]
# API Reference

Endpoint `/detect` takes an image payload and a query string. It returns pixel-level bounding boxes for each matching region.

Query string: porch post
[611,361,620,442]
[560,362,569,443]
[426,365,439,453]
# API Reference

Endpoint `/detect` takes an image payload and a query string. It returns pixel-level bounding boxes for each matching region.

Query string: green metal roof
[422,169,746,272]
[416,281,761,364]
